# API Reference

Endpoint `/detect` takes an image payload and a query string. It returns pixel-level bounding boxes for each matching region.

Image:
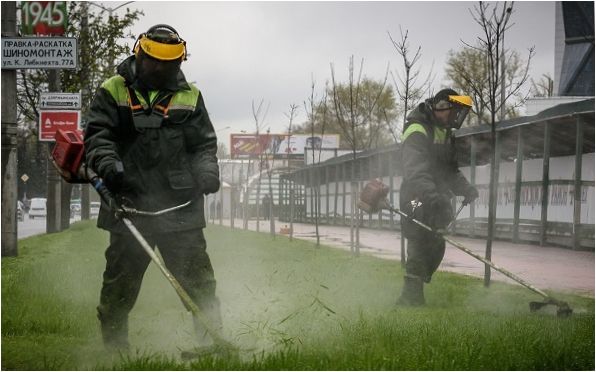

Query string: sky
[103,1,556,145]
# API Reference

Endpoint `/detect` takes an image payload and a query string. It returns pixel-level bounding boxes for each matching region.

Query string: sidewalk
[213,218,595,297]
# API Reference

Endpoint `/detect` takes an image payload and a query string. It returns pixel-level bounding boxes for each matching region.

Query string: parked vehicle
[29,198,47,219]
[90,202,100,218]
[70,201,81,218]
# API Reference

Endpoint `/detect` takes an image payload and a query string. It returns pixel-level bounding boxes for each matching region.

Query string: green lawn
[2,221,594,370]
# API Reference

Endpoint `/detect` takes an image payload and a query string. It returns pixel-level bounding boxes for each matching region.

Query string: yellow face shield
[135,35,186,61]
[447,95,473,129]
[448,95,473,108]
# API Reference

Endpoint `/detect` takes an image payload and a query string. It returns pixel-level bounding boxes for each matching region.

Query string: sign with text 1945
[21,1,67,36]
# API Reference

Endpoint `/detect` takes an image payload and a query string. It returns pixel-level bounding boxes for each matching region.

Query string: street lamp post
[87,1,135,18]
[87,1,135,72]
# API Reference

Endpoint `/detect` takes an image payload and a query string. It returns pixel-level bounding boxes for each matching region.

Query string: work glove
[198,168,220,195]
[463,185,479,205]
[102,161,132,194]
[201,172,219,195]
[427,194,453,230]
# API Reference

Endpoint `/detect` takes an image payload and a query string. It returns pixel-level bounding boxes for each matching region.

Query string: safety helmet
[133,24,187,61]
[431,88,473,129]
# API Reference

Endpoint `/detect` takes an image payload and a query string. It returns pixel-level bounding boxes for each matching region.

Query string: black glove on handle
[103,161,125,194]
[463,185,479,205]
[428,195,453,229]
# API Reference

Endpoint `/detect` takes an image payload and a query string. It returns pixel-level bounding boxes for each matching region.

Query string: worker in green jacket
[398,88,479,306]
[85,25,222,350]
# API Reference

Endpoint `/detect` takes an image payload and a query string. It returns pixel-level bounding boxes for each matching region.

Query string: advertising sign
[230,133,340,159]
[40,92,81,109]
[38,110,80,142]
[21,1,67,36]
[1,37,78,69]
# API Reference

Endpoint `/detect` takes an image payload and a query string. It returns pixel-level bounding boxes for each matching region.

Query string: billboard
[230,134,340,159]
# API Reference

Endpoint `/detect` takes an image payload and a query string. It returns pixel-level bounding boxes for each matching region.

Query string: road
[17,213,85,239]
[221,218,595,297]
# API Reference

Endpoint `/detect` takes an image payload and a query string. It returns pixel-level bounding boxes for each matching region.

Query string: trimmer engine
[51,129,87,183]
[357,178,390,213]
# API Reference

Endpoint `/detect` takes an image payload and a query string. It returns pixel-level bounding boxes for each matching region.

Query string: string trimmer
[51,129,238,356]
[357,179,573,317]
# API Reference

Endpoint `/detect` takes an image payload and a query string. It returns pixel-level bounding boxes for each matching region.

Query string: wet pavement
[215,218,595,297]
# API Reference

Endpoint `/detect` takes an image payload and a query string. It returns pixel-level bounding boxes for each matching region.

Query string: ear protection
[133,24,187,61]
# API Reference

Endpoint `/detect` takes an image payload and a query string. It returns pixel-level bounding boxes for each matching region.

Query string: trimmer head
[529,299,573,318]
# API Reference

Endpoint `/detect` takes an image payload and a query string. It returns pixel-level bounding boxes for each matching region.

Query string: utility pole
[1,1,18,256]
[500,34,506,121]
[46,70,62,233]
[80,2,91,220]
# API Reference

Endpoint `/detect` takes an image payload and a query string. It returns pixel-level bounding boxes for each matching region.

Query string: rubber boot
[97,307,130,351]
[396,274,425,306]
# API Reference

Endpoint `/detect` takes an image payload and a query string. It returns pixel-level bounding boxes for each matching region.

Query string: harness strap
[127,86,173,118]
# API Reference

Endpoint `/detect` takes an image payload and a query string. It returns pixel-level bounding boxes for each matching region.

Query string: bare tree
[388,27,434,142]
[330,57,390,155]
[243,99,269,231]
[263,128,277,238]
[445,47,491,125]
[530,73,554,97]
[330,56,389,256]
[461,1,535,286]
[254,99,269,233]
[284,104,299,241]
[303,78,329,247]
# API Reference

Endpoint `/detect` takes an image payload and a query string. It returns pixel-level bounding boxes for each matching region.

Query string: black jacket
[85,56,219,233]
[399,102,471,236]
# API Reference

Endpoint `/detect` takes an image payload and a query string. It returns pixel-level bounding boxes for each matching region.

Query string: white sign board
[40,92,81,109]
[1,37,78,69]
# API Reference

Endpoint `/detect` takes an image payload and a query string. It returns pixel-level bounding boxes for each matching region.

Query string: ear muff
[133,24,187,61]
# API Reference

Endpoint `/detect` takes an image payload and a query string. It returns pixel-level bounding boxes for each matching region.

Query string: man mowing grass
[398,89,478,306]
[84,24,222,351]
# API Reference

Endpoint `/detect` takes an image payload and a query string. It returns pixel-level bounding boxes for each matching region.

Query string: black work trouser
[97,228,220,336]
[405,233,445,283]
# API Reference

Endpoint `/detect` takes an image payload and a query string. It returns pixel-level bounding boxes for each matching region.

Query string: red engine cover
[51,129,84,174]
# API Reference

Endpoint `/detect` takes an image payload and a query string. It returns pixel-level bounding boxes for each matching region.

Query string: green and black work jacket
[399,103,471,237]
[85,56,219,234]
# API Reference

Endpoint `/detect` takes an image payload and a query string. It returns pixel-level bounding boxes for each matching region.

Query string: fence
[276,100,595,250]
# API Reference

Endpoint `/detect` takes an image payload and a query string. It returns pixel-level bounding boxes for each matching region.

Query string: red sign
[230,133,278,158]
[229,133,340,159]
[39,110,80,142]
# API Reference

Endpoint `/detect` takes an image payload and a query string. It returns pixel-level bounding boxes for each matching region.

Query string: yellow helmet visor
[447,95,473,129]
[138,35,185,61]
[448,95,473,108]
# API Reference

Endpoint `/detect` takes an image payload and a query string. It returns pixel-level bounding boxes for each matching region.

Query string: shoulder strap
[127,86,173,117]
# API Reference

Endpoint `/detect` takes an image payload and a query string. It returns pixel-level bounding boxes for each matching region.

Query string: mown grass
[2,221,594,370]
